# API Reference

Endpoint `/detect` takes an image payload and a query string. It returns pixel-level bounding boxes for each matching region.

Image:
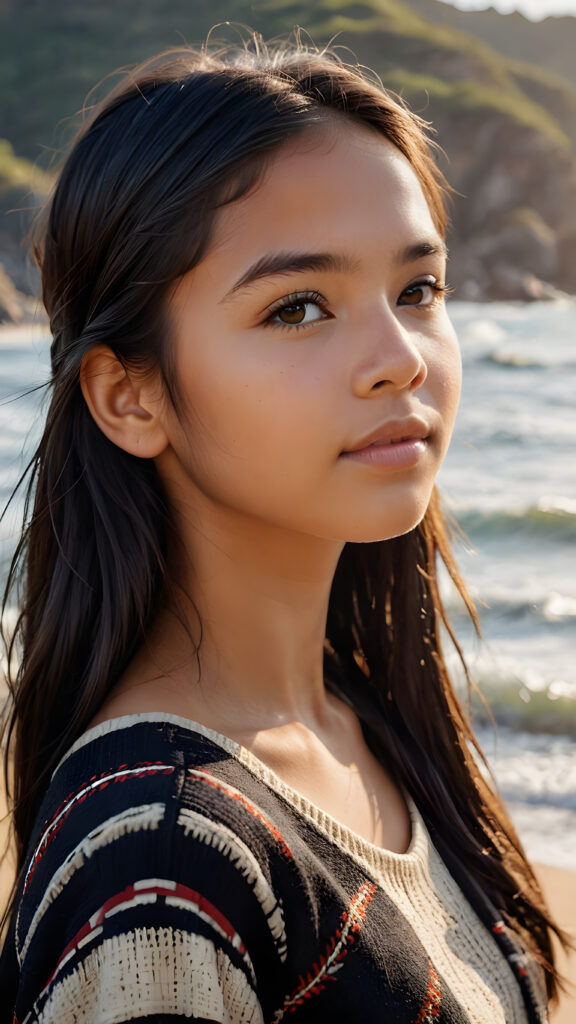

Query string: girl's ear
[80,345,169,458]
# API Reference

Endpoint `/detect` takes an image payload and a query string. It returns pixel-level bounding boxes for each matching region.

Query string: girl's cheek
[436,324,462,397]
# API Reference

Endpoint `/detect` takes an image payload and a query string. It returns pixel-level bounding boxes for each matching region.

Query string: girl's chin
[342,525,422,544]
[325,512,429,545]
[338,499,432,545]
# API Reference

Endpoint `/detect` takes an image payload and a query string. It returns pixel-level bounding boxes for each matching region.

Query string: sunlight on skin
[84,120,461,741]
[79,119,461,855]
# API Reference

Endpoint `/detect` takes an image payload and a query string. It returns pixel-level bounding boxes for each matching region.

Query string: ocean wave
[454,502,576,542]
[446,643,576,737]
[473,726,576,816]
[469,686,576,739]
[475,348,576,371]
[480,350,546,369]
[449,650,576,737]
[455,593,576,627]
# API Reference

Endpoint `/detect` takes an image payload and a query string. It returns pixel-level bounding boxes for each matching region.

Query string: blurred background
[3,0,576,308]
[0,0,575,920]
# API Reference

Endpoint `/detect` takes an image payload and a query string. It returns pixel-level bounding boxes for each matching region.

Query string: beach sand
[534,863,576,1023]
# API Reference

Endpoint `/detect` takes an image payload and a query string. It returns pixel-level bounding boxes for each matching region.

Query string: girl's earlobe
[79,344,169,458]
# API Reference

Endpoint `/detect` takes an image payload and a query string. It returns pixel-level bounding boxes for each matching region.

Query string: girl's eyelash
[262,278,453,332]
[399,278,453,304]
[263,290,329,331]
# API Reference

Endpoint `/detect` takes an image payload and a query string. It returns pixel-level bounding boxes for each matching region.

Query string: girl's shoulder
[9,713,293,1023]
[21,712,292,899]
[28,712,248,852]
[5,713,547,1024]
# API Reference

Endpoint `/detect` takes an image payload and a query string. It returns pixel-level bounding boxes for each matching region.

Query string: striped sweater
[0,712,548,1023]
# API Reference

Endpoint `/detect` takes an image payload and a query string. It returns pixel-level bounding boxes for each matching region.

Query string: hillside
[402,0,576,87]
[1,0,574,158]
[0,141,49,321]
[1,0,575,315]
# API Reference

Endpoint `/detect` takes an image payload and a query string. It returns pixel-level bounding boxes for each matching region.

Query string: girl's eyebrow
[219,240,448,304]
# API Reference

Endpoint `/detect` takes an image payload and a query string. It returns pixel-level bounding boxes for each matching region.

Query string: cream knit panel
[37,928,265,1024]
[237,746,536,1024]
[371,817,530,1024]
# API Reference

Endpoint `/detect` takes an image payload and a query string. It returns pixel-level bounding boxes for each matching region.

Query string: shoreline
[0,320,49,346]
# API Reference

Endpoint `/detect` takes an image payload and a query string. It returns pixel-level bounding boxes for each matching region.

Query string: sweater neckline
[57,710,429,878]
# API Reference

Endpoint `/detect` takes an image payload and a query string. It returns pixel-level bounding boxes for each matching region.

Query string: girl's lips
[341,415,431,453]
[339,437,428,469]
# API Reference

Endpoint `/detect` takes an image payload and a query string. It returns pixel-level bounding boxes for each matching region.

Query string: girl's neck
[139,496,345,729]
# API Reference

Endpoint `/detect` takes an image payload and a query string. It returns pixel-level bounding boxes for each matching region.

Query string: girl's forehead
[169,129,442,315]
[208,123,436,260]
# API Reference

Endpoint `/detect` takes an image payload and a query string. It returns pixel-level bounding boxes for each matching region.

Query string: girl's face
[159,120,461,544]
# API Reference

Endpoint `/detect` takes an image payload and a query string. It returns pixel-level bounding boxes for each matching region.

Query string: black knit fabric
[0,714,546,1023]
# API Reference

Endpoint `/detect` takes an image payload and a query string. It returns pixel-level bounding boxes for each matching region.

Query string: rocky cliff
[1,0,575,320]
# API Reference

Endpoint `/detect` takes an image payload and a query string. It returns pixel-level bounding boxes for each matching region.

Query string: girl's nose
[350,303,428,396]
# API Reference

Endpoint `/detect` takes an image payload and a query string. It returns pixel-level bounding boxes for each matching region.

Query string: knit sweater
[0,712,548,1024]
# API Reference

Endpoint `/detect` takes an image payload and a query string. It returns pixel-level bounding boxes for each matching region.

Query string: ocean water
[438,302,575,718]
[0,301,575,869]
[438,301,576,870]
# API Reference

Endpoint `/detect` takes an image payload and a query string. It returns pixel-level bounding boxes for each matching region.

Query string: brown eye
[264,290,331,331]
[277,303,308,325]
[399,280,444,308]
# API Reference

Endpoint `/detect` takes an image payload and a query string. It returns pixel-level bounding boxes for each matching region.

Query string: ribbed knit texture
[0,712,548,1024]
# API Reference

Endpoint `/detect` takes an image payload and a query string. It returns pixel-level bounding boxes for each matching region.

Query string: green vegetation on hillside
[0,0,573,162]
[0,141,52,194]
[403,0,576,89]
[0,141,52,249]
[0,0,575,305]
[384,71,570,148]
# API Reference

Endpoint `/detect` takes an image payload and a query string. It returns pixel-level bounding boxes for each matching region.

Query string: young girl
[0,29,568,1023]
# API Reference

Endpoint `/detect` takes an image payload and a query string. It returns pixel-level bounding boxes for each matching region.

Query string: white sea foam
[504,803,576,870]
[459,317,508,345]
[475,727,576,870]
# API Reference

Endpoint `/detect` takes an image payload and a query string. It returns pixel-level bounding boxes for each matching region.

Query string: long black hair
[1,27,570,1000]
